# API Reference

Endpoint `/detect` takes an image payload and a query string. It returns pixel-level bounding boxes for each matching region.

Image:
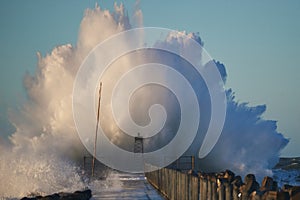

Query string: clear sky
[0,0,299,156]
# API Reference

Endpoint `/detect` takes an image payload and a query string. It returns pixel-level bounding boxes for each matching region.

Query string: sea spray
[197,90,288,180]
[0,4,129,198]
[0,147,86,198]
[0,3,289,198]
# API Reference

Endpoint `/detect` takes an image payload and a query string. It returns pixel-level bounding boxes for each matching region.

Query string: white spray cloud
[0,3,288,197]
[0,4,131,198]
[198,90,288,179]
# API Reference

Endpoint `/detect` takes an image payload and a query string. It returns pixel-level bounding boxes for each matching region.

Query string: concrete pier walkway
[91,171,164,200]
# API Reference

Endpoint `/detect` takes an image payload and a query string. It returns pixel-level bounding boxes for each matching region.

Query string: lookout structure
[134,134,144,153]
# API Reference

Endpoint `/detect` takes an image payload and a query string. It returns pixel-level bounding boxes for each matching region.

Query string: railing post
[207,175,212,200]
[224,180,232,200]
[218,179,225,200]
[200,174,207,200]
[191,156,195,171]
[211,176,218,200]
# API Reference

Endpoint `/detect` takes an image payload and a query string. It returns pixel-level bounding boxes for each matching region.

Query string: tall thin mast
[92,82,102,177]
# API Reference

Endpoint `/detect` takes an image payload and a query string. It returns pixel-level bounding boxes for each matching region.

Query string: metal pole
[92,82,102,177]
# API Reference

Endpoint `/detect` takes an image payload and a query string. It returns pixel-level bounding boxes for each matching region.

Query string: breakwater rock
[20,189,92,200]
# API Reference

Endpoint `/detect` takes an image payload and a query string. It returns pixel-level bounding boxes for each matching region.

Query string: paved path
[91,172,164,200]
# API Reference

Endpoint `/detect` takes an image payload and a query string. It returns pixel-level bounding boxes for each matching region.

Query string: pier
[83,156,164,199]
[83,155,300,200]
[91,172,164,200]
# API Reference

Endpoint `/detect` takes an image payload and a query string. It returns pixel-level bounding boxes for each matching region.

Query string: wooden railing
[145,168,300,200]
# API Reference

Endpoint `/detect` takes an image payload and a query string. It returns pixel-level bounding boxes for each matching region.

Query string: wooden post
[211,176,218,200]
[191,155,195,171]
[201,175,208,200]
[224,181,232,200]
[218,179,225,200]
[207,176,212,200]
[92,82,102,177]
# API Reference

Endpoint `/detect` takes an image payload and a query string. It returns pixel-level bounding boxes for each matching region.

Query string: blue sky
[0,1,299,156]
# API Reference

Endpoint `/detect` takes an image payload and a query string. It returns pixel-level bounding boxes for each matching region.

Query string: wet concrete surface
[91,172,164,200]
